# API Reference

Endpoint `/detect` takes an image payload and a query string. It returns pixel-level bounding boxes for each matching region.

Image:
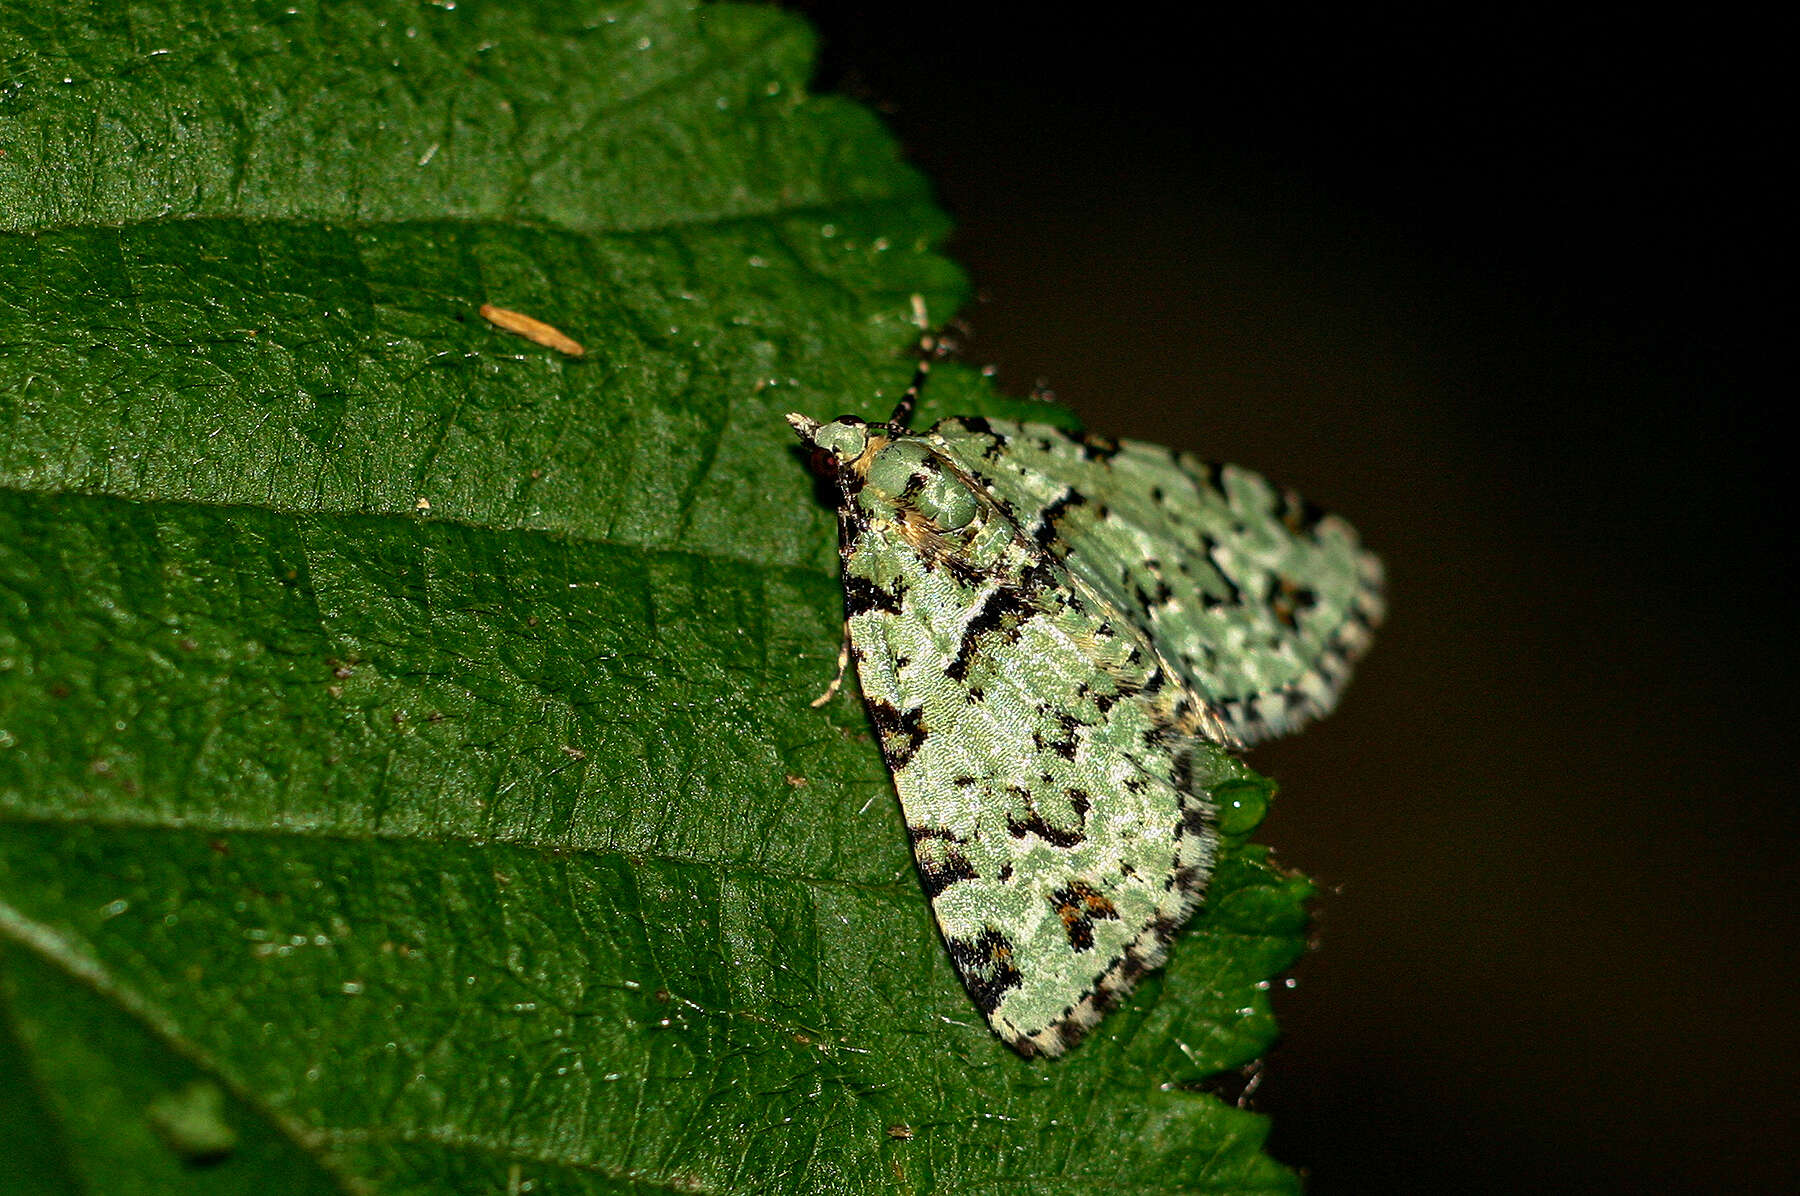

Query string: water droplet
[1213,779,1270,835]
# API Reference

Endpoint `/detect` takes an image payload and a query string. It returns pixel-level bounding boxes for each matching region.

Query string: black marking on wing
[866,699,927,769]
[1050,880,1122,952]
[1058,711,1087,751]
[1180,793,1212,841]
[939,553,985,588]
[1031,713,1082,762]
[1133,577,1176,611]
[1026,488,1088,551]
[944,582,1040,682]
[1270,576,1319,630]
[1192,458,1226,494]
[945,928,1024,1016]
[1171,862,1210,893]
[909,823,979,898]
[1199,534,1248,608]
[1026,553,1062,583]
[1078,680,1123,714]
[1076,432,1122,462]
[1281,486,1328,535]
[938,415,1009,462]
[951,415,994,435]
[842,574,904,617]
[1005,797,1086,849]
[983,490,1021,523]
[1171,740,1196,798]
[914,846,979,900]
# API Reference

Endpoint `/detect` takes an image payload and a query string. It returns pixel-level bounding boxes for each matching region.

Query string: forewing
[928,417,1384,743]
[840,484,1216,1057]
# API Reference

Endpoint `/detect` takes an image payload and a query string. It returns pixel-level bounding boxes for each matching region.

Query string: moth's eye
[813,419,869,461]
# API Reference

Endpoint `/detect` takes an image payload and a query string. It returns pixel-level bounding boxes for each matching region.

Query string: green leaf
[0,2,1307,1191]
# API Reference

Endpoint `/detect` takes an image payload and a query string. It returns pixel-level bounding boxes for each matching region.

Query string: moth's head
[786,413,871,485]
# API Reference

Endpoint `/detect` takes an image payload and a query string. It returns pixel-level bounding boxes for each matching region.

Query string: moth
[788,314,1382,1057]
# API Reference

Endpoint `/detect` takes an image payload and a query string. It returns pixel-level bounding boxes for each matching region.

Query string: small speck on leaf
[480,303,585,357]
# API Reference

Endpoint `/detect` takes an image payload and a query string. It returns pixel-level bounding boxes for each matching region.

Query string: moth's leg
[886,294,951,430]
[808,622,853,708]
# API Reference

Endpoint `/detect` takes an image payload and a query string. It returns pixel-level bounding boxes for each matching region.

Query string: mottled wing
[840,470,1217,1057]
[928,417,1384,744]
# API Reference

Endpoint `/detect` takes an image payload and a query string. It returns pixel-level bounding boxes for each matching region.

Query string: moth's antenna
[887,294,945,430]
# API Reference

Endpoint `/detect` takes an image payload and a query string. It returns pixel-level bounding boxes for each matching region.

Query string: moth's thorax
[856,438,980,534]
[792,414,983,538]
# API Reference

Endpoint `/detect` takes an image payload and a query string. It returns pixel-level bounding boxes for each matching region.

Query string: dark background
[798,6,1791,1192]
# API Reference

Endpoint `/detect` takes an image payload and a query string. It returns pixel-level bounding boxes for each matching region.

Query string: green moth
[788,333,1382,1058]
